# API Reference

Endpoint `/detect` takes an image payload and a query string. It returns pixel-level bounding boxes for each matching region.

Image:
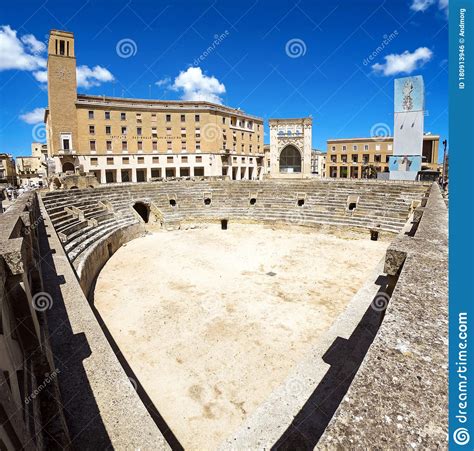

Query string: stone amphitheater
[0,178,447,450]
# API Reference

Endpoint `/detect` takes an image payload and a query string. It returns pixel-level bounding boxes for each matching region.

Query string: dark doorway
[133,202,150,223]
[62,162,75,173]
[221,219,228,230]
[136,170,146,182]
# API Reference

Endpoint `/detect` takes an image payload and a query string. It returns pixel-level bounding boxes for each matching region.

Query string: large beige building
[45,30,264,183]
[325,135,440,178]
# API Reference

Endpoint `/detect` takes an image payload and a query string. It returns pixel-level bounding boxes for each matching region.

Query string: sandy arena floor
[94,224,389,449]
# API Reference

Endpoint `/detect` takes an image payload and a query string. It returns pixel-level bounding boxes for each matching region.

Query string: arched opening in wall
[249,198,257,206]
[169,199,177,207]
[133,202,150,223]
[62,162,75,173]
[70,186,79,190]
[279,145,301,173]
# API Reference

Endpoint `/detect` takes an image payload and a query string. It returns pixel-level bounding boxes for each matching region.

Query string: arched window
[279,145,301,173]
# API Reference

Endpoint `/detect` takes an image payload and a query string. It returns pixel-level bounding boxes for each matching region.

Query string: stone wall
[0,192,69,449]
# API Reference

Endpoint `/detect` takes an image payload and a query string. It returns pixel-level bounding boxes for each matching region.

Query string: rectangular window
[166,128,172,135]
[364,144,369,150]
[136,113,142,123]
[105,126,111,134]
[88,110,94,119]
[167,140,172,150]
[138,157,144,164]
[374,154,381,162]
[180,114,185,122]
[341,155,347,163]
[107,157,114,165]
[152,156,159,163]
[352,154,358,163]
[137,141,143,151]
[195,114,200,122]
[122,141,128,151]
[181,140,186,150]
[195,128,200,137]
[59,40,65,55]
[222,117,226,124]
[89,125,95,134]
[353,145,358,150]
[166,114,171,122]
[91,157,98,166]
[121,126,127,135]
[342,145,347,151]
[106,140,112,150]
[182,156,188,163]
[89,140,96,151]
[122,157,129,164]
[196,141,201,150]
[121,112,126,120]
[137,127,142,136]
[105,111,110,120]
[196,156,202,163]
[152,141,158,151]
[151,113,157,121]
[152,127,157,136]
[167,156,173,163]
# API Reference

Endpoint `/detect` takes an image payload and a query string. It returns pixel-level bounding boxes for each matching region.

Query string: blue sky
[0,0,448,160]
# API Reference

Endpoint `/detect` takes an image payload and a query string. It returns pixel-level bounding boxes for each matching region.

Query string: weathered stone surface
[317,183,448,449]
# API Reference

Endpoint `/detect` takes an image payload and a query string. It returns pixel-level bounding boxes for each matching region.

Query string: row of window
[86,110,260,130]
[90,155,204,166]
[88,139,260,152]
[329,154,389,163]
[330,144,393,152]
[87,125,260,141]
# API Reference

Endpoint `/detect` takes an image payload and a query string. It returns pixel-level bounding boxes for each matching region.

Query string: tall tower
[46,30,78,158]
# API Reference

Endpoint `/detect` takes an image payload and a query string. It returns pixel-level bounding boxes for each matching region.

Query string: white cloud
[372,47,433,76]
[172,67,225,104]
[410,0,448,13]
[410,0,435,11]
[19,107,45,124]
[0,25,115,89]
[155,77,171,87]
[21,33,46,54]
[33,70,48,83]
[76,65,114,88]
[0,25,46,71]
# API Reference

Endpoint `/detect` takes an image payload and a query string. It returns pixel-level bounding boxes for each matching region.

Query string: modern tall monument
[389,75,424,180]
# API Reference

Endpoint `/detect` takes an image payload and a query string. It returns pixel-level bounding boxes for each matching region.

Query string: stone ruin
[0,178,447,449]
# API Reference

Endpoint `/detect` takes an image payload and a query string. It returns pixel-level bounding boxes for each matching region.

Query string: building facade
[266,118,312,178]
[45,30,264,183]
[16,143,48,187]
[325,135,440,179]
[0,154,16,185]
[311,149,326,177]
